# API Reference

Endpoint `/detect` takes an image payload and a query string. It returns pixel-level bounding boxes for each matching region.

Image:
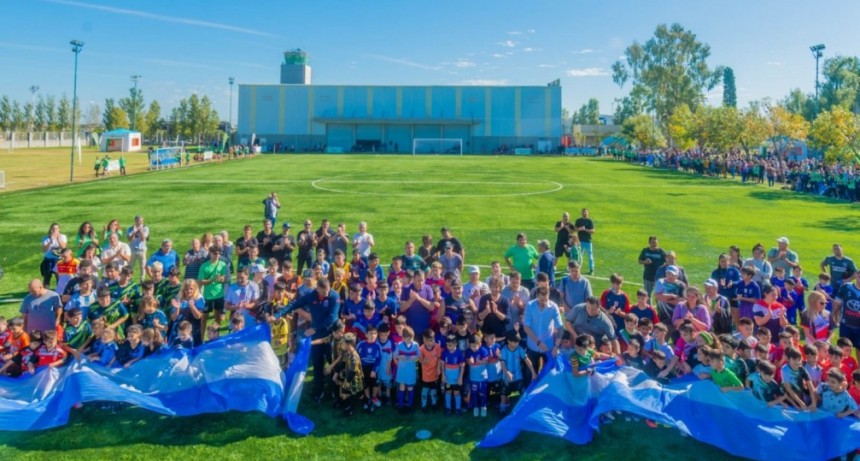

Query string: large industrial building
[237,50,562,154]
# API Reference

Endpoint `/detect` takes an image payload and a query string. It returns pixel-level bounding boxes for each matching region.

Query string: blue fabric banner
[0,325,312,434]
[479,357,860,461]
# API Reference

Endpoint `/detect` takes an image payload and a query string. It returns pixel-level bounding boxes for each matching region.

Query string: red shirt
[849,385,860,405]
[35,345,66,368]
[841,357,859,378]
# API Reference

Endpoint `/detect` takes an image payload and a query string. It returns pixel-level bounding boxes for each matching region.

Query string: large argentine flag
[479,355,860,461]
[0,325,312,434]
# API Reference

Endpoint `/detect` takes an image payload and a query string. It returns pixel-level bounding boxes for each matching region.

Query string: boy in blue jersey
[117,325,145,368]
[170,321,194,350]
[375,281,398,325]
[485,334,503,405]
[499,331,534,415]
[356,325,382,411]
[817,368,859,418]
[435,317,453,348]
[394,326,419,413]
[341,284,366,330]
[815,273,834,311]
[466,333,490,417]
[781,346,817,410]
[376,323,396,406]
[441,334,465,415]
[90,328,119,367]
[354,302,381,341]
[735,267,761,322]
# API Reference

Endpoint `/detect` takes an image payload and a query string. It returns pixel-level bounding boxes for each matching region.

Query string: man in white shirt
[126,215,150,281]
[101,233,131,273]
[352,221,375,258]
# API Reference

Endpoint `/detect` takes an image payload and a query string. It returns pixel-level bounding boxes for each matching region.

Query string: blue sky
[2,0,859,123]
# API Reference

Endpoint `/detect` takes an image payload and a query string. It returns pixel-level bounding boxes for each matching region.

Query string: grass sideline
[0,155,858,460]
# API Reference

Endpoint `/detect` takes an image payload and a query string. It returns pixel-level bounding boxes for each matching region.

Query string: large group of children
[7,214,860,436]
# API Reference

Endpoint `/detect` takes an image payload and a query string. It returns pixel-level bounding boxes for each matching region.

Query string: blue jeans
[581,241,594,273]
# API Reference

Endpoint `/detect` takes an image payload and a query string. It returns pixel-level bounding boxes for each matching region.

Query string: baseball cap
[777,237,789,244]
[666,265,679,275]
[703,278,718,288]
[469,265,480,274]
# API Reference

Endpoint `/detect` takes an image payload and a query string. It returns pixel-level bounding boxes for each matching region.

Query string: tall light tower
[28,85,39,132]
[228,77,235,134]
[69,40,84,183]
[130,74,141,131]
[810,44,825,117]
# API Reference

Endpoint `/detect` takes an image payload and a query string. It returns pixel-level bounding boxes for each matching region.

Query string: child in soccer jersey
[453,317,471,353]
[387,256,406,287]
[354,302,381,342]
[390,316,406,345]
[90,328,119,367]
[618,313,645,353]
[206,324,220,343]
[441,334,466,415]
[733,318,758,348]
[829,346,846,377]
[141,328,165,357]
[718,335,749,384]
[230,315,245,333]
[30,330,67,374]
[643,350,673,384]
[644,324,675,381]
[803,344,824,387]
[138,296,169,340]
[673,324,697,375]
[601,273,631,335]
[465,333,490,417]
[817,368,858,418]
[571,334,597,378]
[1,329,39,377]
[746,360,789,407]
[837,338,859,377]
[781,346,817,410]
[485,334,503,406]
[376,323,396,406]
[621,338,646,371]
[690,347,713,379]
[499,331,535,415]
[781,278,803,326]
[62,307,93,355]
[850,371,860,406]
[393,326,419,412]
[435,317,453,348]
[117,325,145,368]
[418,329,441,412]
[636,317,654,346]
[375,281,399,325]
[356,326,382,412]
[708,351,744,392]
[337,333,364,417]
[170,321,195,350]
[0,317,9,358]
[557,331,575,361]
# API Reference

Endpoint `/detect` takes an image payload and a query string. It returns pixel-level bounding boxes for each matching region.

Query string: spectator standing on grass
[40,223,67,289]
[352,221,376,259]
[505,233,539,290]
[573,208,595,275]
[126,216,149,282]
[400,270,435,336]
[20,279,63,335]
[439,243,464,282]
[768,237,799,275]
[316,220,334,261]
[821,244,857,293]
[558,261,592,314]
[183,238,208,281]
[401,241,426,274]
[638,236,667,297]
[523,286,564,376]
[256,219,277,261]
[272,223,296,264]
[262,192,281,227]
[100,233,131,273]
[146,239,179,279]
[553,212,575,267]
[296,220,318,274]
[654,266,687,338]
[330,223,350,260]
[435,227,465,262]
[565,296,620,355]
[235,225,258,268]
[537,240,555,283]
[745,243,773,286]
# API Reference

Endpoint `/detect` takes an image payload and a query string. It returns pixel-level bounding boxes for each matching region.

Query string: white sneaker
[480,407,487,417]
[473,407,479,417]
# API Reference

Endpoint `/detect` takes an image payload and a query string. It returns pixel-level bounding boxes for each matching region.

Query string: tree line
[0,86,223,144]
[571,23,860,164]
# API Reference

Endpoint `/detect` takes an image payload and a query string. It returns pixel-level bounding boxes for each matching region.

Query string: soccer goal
[412,138,463,155]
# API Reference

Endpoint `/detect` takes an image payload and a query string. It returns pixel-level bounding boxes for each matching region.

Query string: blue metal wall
[237,84,561,153]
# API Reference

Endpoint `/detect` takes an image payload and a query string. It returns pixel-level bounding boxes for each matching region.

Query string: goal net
[412,138,463,155]
[149,147,183,170]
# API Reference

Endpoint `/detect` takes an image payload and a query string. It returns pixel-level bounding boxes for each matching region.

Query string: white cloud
[539,64,557,68]
[498,40,517,48]
[460,79,508,86]
[492,53,508,59]
[565,67,610,77]
[766,61,784,67]
[523,47,541,53]
[527,29,536,34]
[507,31,523,36]
[46,0,279,38]
[571,48,596,55]
[453,59,476,68]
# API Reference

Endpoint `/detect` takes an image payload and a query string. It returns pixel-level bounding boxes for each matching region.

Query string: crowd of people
[7,202,860,435]
[612,148,860,202]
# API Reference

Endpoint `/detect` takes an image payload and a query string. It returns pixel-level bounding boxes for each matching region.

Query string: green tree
[766,104,809,155]
[144,100,161,140]
[103,98,129,131]
[119,85,146,133]
[34,95,48,131]
[0,96,11,131]
[622,114,665,148]
[57,94,71,130]
[667,104,699,150]
[736,106,770,157]
[612,95,643,125]
[722,67,737,108]
[809,106,860,163]
[44,95,57,130]
[612,23,722,127]
[574,98,600,125]
[703,106,741,152]
[781,89,815,121]
[22,102,34,131]
[819,55,860,113]
[85,102,101,132]
[10,100,25,130]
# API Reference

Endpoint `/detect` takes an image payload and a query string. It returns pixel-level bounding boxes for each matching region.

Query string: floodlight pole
[131,75,141,131]
[69,40,84,183]
[228,77,235,137]
[810,44,825,117]
[29,85,39,132]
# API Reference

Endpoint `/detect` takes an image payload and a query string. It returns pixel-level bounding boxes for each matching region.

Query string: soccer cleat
[480,407,487,417]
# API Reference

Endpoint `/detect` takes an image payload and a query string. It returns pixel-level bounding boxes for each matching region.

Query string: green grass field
[0,154,857,460]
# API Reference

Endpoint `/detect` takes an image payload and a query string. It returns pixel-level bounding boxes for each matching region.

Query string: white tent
[100,129,142,152]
